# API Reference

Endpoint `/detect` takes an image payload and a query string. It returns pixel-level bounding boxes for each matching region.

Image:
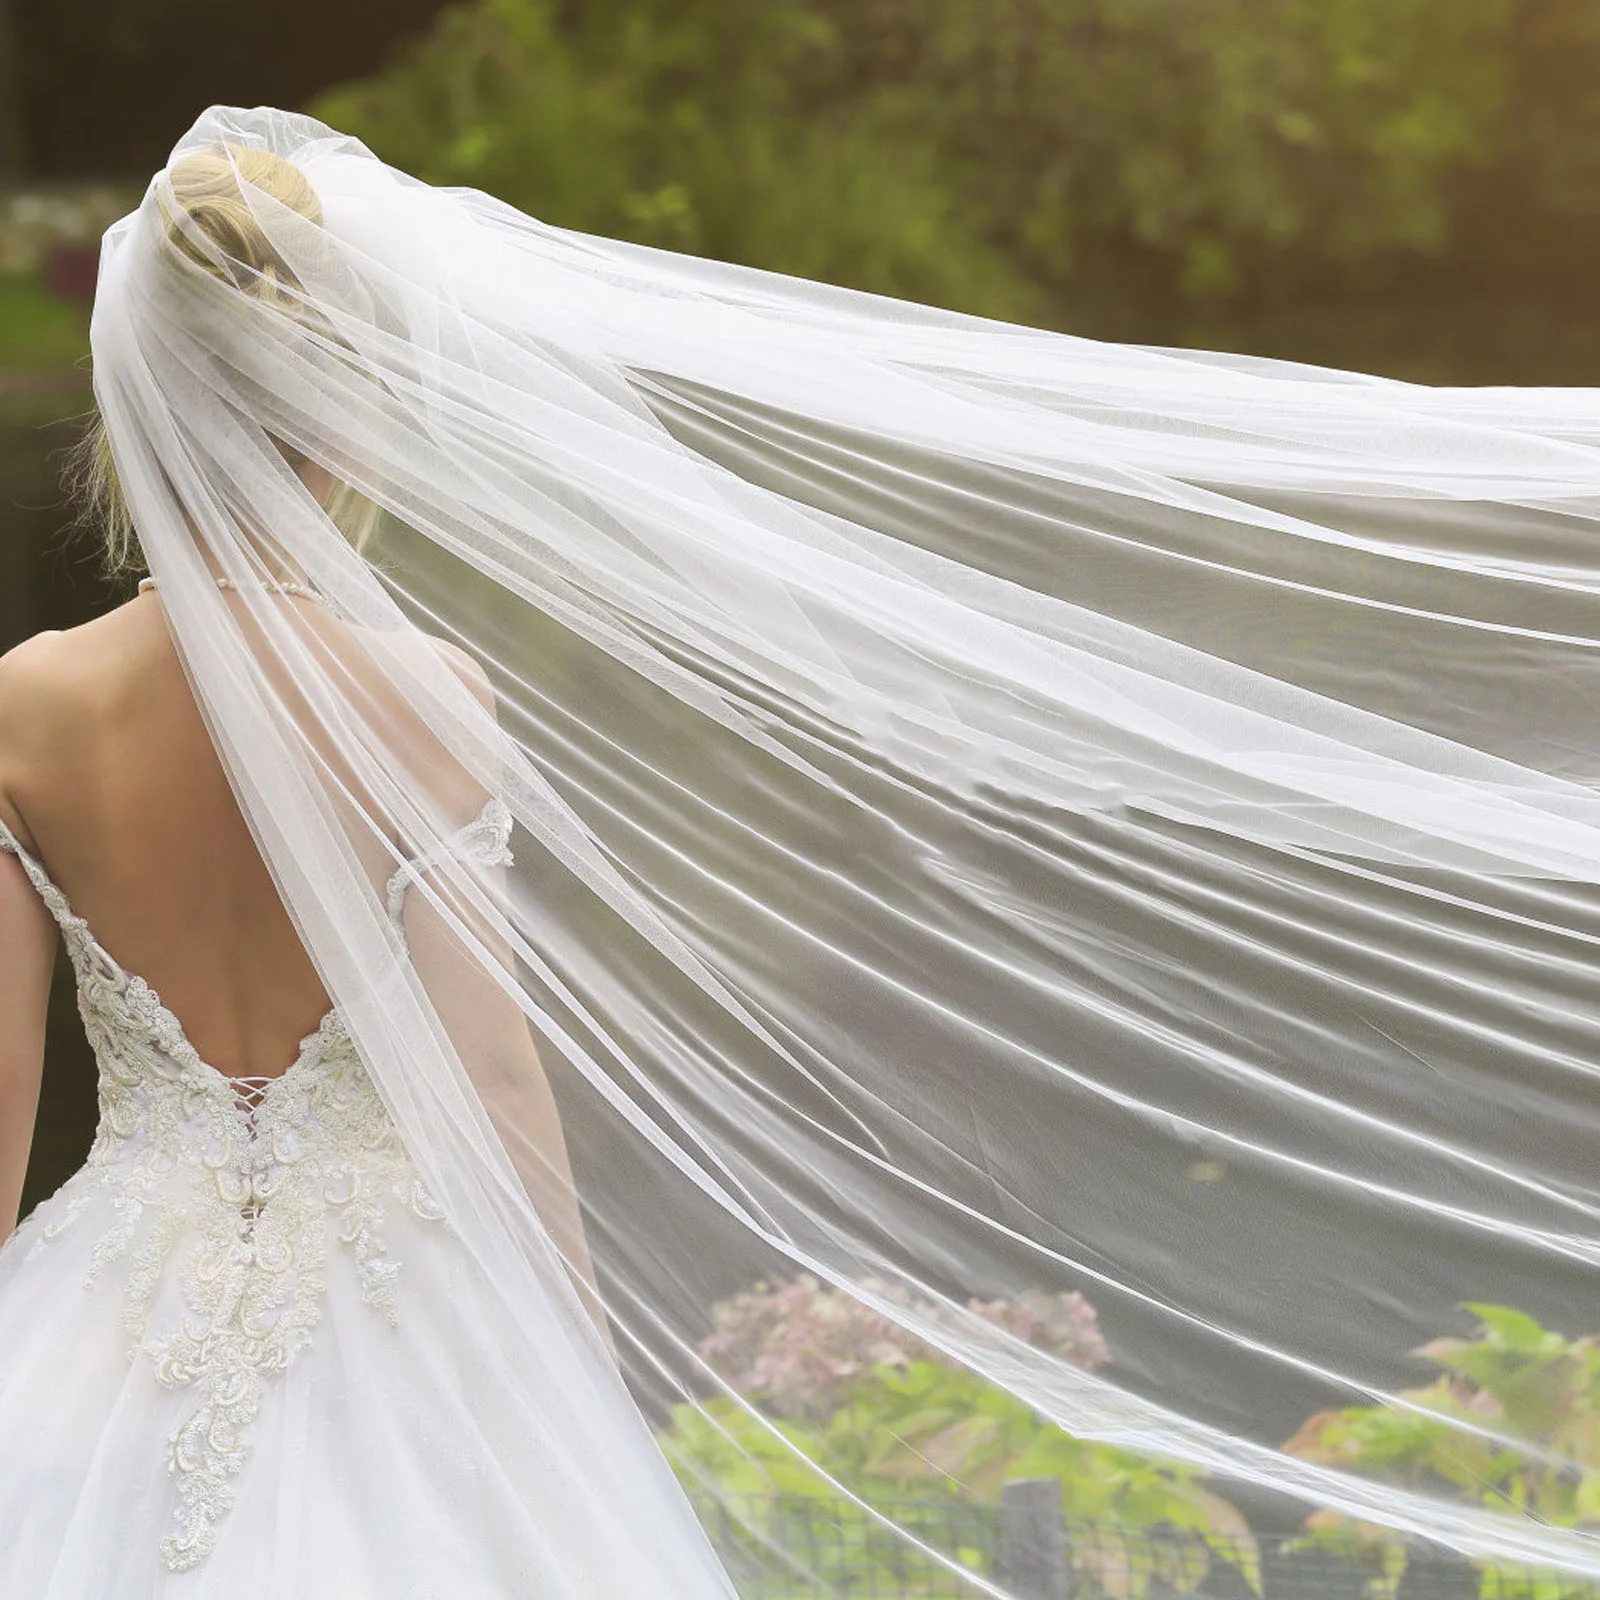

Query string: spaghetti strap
[0,813,81,936]
[383,795,514,926]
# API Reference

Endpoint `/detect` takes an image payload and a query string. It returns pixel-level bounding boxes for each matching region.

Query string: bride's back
[0,589,346,1081]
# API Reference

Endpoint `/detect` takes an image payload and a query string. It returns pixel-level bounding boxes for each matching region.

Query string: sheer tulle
[66,102,1600,1584]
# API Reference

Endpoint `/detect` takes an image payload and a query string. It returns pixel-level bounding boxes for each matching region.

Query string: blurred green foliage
[311,0,1600,376]
[315,0,1033,320]
[660,1367,1260,1600]
[1285,1305,1600,1599]
[0,274,86,367]
[660,1275,1258,1599]
[807,0,1509,305]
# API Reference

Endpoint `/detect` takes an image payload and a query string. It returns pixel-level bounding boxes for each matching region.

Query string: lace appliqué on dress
[142,1021,449,1570]
[0,799,511,1571]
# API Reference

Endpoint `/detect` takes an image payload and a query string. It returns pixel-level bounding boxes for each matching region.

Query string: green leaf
[1465,1304,1558,1353]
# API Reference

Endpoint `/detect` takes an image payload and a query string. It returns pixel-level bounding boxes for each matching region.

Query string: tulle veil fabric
[87,102,1600,1582]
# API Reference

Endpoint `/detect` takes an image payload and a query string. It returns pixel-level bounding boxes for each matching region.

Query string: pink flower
[699,1275,1109,1417]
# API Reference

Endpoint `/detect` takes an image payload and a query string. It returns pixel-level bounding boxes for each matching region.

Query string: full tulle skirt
[0,1171,728,1599]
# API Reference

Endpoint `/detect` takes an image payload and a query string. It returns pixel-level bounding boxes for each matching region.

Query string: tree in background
[312,0,1532,349]
[1449,0,1600,302]
[316,0,1037,322]
[14,0,1600,373]
[804,0,1511,327]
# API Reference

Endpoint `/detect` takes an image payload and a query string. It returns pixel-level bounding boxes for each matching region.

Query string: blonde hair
[72,143,379,577]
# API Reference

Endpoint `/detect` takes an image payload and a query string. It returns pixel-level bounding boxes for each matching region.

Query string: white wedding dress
[0,802,730,1598]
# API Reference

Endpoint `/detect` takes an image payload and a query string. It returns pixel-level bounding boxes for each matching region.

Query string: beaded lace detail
[0,800,512,1571]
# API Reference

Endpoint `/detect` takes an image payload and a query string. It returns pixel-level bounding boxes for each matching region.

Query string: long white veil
[90,103,1600,1588]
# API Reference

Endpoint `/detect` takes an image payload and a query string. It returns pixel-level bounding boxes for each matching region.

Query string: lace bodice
[0,799,513,1570]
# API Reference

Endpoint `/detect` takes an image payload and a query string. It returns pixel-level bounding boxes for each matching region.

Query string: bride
[0,135,725,1595]
[6,103,1600,1595]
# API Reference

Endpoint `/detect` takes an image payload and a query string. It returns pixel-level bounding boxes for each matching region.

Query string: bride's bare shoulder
[0,622,66,701]
[0,596,488,737]
[0,619,88,743]
[0,595,160,829]
[423,634,494,711]
[355,620,495,714]
[0,624,79,844]
[0,592,161,714]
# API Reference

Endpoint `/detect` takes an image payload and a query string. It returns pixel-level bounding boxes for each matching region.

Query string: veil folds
[90,104,1600,1586]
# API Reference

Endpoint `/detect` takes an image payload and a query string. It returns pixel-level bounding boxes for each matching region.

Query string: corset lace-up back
[0,800,512,1571]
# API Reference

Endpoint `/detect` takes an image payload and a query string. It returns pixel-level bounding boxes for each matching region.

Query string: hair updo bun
[74,143,378,576]
[159,144,323,308]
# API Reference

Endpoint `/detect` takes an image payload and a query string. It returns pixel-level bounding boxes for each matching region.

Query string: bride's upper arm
[0,848,58,1236]
[0,638,62,1238]
[405,632,501,827]
[428,635,499,746]
[0,630,61,850]
[0,848,56,1063]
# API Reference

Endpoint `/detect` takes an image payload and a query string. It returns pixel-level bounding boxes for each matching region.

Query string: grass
[0,272,90,370]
